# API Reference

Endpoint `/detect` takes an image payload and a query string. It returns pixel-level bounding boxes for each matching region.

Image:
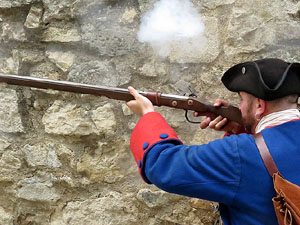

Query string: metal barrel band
[155,91,162,106]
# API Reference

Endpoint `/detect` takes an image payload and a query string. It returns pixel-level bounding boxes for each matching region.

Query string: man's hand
[126,86,155,116]
[194,99,241,134]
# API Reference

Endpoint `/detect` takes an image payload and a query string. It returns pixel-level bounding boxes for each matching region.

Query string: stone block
[43,27,81,43]
[68,60,131,87]
[139,59,167,77]
[200,0,236,9]
[224,0,300,56]
[189,198,215,210]
[0,86,24,133]
[30,62,60,80]
[46,50,74,72]
[0,207,13,225]
[24,4,43,29]
[0,0,34,8]
[0,50,20,74]
[78,3,140,56]
[0,151,22,182]
[17,49,44,64]
[0,151,21,170]
[43,0,77,22]
[136,189,181,208]
[121,8,138,23]
[42,101,116,136]
[61,192,138,225]
[42,100,98,136]
[138,0,157,15]
[1,22,27,42]
[17,177,60,202]
[91,103,117,135]
[77,140,125,183]
[0,1,12,8]
[23,144,62,168]
[122,103,133,116]
[0,138,10,152]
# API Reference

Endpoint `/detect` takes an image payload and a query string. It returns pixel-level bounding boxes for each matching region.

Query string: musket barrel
[0,73,189,102]
[0,73,135,101]
[0,73,243,125]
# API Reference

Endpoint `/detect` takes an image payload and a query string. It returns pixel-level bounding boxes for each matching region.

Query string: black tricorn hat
[221,58,300,101]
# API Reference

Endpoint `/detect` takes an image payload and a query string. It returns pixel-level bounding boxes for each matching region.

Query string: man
[126,58,300,225]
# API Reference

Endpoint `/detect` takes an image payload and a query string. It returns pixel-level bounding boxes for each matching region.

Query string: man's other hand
[194,99,241,134]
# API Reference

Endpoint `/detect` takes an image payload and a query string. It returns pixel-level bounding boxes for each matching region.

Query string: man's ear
[255,98,266,120]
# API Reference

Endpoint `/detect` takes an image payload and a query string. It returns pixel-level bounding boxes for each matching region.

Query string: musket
[0,73,243,125]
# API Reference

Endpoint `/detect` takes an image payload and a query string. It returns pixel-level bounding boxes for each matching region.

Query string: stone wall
[0,0,300,224]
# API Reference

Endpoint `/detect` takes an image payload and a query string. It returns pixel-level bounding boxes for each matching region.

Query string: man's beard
[242,100,256,133]
[243,117,255,133]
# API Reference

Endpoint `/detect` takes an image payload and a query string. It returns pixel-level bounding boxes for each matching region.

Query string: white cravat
[255,109,300,134]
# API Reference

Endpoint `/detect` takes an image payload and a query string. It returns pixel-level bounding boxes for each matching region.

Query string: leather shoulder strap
[254,133,279,177]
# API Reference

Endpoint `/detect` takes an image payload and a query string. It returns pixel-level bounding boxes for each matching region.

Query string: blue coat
[130,112,300,225]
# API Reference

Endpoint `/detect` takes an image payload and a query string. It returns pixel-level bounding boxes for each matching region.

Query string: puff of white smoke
[137,0,207,60]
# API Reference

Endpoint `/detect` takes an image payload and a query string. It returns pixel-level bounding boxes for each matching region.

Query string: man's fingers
[200,117,211,129]
[209,116,228,130]
[213,99,222,107]
[208,116,221,128]
[126,100,134,107]
[194,111,217,118]
[215,118,228,130]
[128,86,140,99]
[214,99,229,107]
[197,98,236,133]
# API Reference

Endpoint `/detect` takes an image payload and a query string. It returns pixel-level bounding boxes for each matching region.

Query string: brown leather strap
[254,133,279,177]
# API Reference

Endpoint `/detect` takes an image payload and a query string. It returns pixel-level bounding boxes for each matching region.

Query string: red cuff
[130,112,182,183]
